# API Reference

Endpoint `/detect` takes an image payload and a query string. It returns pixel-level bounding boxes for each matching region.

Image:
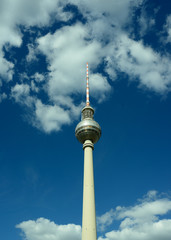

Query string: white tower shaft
[82,140,97,240]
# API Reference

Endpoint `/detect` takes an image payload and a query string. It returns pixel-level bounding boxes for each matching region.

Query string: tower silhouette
[75,63,101,240]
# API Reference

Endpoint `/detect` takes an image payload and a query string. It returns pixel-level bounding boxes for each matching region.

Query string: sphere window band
[75,121,101,144]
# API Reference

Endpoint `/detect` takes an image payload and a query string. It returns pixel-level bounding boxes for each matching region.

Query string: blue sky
[0,0,171,239]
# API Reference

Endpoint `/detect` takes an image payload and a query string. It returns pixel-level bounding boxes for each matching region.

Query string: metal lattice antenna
[86,62,90,106]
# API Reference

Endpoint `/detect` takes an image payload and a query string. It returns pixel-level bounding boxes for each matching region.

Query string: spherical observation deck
[75,105,101,144]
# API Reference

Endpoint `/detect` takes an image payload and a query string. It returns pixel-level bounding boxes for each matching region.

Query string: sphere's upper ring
[75,118,101,144]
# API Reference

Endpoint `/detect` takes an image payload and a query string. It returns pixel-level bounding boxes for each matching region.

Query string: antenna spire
[86,62,90,106]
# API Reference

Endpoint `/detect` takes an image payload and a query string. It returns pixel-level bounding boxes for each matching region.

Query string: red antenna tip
[86,63,89,106]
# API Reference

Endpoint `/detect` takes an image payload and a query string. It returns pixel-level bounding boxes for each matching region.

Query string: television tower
[75,63,101,240]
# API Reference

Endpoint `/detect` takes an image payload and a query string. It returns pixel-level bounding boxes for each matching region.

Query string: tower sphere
[75,105,101,144]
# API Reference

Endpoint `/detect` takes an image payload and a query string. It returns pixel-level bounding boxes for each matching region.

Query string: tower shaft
[82,140,97,240]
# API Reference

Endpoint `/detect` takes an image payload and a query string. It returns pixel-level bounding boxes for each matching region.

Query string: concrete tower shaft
[82,140,96,240]
[75,63,101,240]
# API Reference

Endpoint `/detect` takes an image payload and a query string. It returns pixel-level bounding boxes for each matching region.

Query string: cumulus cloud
[0,50,14,82]
[105,34,171,93]
[164,15,171,43]
[32,73,45,83]
[16,218,81,240]
[10,84,74,133]
[98,220,171,240]
[0,0,71,81]
[97,191,171,240]
[33,100,71,133]
[69,0,143,27]
[37,22,111,102]
[26,44,39,63]
[0,0,51,81]
[16,191,171,240]
[0,92,7,103]
[138,9,155,37]
[11,83,34,107]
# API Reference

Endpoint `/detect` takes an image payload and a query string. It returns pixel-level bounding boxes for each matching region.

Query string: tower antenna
[86,62,90,106]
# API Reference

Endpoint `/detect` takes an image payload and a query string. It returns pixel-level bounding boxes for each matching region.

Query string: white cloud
[16,191,171,240]
[90,74,111,102]
[97,209,115,232]
[0,0,60,29]
[0,92,7,103]
[97,191,171,240]
[0,50,14,82]
[98,219,171,240]
[105,34,171,93]
[32,73,45,83]
[26,44,38,63]
[164,15,171,43]
[139,15,155,37]
[33,100,71,133]
[30,81,39,93]
[11,83,74,133]
[37,22,111,104]
[69,0,143,27]
[0,0,70,82]
[137,6,156,37]
[11,83,34,107]
[16,218,81,240]
[10,81,81,133]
